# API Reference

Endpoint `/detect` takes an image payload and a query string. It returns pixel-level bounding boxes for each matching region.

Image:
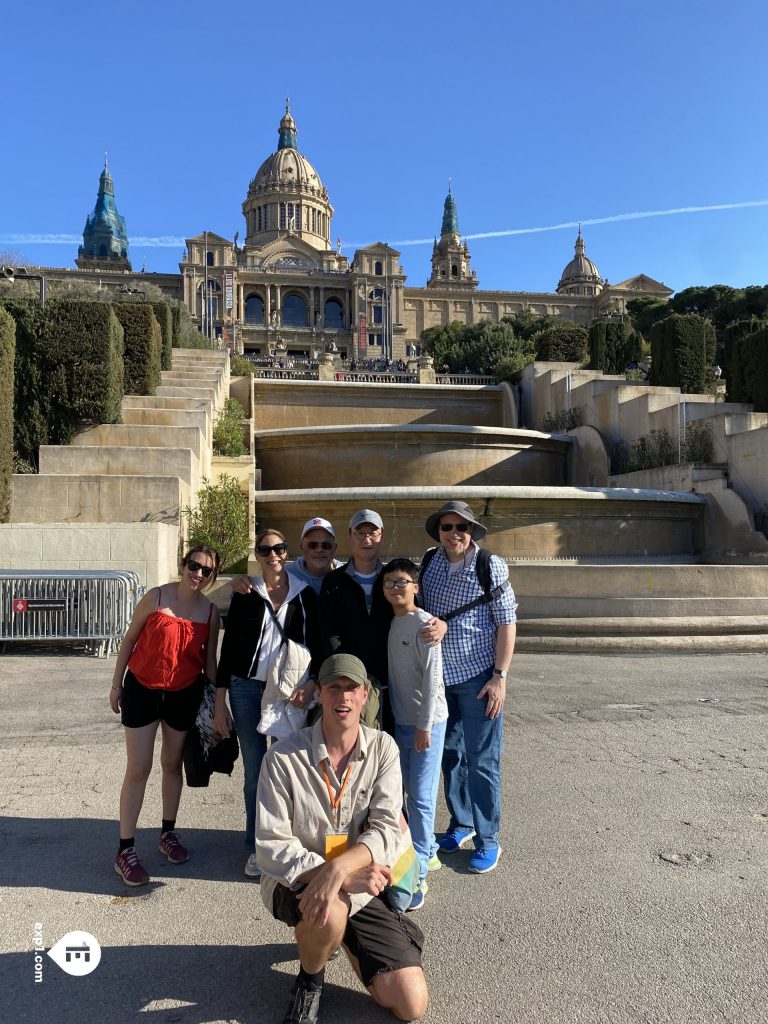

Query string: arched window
[374,261,383,276]
[282,294,307,327]
[206,251,214,267]
[245,295,264,324]
[324,298,343,330]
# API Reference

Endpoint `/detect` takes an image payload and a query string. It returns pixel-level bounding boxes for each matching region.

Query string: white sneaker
[244,853,261,878]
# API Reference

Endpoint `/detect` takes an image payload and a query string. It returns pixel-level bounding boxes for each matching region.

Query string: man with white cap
[288,517,343,596]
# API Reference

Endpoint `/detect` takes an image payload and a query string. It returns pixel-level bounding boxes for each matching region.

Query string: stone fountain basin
[253,424,571,489]
[252,485,706,561]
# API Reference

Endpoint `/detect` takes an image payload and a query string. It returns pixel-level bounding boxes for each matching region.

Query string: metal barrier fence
[0,570,144,657]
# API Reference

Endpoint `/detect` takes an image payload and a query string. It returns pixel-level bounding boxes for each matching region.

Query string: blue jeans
[395,720,447,881]
[442,667,502,850]
[227,675,267,852]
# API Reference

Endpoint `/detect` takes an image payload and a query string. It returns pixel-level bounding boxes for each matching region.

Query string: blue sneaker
[407,879,428,912]
[468,846,502,874]
[437,827,476,854]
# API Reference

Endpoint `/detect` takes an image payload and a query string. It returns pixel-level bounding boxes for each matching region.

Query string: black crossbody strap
[441,580,510,621]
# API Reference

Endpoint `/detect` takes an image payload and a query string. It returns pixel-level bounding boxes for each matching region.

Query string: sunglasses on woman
[305,541,334,550]
[440,522,470,533]
[257,543,288,556]
[186,559,213,577]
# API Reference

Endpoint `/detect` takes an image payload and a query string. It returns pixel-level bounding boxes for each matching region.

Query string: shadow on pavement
[0,817,255,895]
[5,942,392,1024]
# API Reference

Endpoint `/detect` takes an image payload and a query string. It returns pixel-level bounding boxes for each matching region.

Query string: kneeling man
[256,653,429,1024]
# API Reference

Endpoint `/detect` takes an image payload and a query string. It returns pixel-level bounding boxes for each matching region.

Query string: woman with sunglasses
[215,528,322,877]
[109,546,221,886]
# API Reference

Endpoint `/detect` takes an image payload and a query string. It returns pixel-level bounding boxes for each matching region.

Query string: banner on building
[358,315,367,360]
[224,271,234,312]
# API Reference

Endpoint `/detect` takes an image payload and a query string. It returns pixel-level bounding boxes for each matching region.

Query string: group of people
[109,500,517,1023]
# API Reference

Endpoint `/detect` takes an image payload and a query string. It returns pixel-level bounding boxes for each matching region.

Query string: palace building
[29,104,674,359]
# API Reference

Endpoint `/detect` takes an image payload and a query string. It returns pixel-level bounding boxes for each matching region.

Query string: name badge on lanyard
[321,759,353,861]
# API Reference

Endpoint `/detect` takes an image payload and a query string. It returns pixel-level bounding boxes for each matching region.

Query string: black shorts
[120,669,203,732]
[272,885,424,988]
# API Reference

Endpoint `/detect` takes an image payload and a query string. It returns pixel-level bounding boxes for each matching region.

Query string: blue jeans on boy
[395,720,447,881]
[227,675,267,852]
[442,667,502,850]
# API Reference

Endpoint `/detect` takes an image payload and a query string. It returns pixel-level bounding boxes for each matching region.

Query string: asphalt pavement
[2,645,768,1024]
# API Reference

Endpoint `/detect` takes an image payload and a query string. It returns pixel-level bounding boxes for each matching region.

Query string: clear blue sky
[2,0,767,295]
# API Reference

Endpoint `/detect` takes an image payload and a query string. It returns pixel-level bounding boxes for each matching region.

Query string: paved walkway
[2,647,768,1023]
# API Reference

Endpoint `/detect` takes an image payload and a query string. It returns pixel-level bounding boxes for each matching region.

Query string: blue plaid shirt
[420,543,518,687]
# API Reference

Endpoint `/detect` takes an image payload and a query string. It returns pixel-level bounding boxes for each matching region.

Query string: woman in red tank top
[109,546,223,887]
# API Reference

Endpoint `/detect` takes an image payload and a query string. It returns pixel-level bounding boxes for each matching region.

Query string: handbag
[257,601,313,738]
[183,675,240,787]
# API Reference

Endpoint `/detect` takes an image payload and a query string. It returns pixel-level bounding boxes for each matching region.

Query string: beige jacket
[256,720,403,917]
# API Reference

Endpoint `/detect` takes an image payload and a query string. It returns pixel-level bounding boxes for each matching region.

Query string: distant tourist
[109,546,221,886]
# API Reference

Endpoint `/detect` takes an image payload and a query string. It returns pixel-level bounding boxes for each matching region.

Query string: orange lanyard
[321,759,353,817]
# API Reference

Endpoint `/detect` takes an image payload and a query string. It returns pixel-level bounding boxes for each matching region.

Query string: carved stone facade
[25,105,672,356]
[178,105,672,358]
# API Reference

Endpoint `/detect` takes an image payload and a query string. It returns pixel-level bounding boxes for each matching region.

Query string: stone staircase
[6,350,228,587]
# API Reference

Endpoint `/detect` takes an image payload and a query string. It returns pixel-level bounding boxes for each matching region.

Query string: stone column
[309,285,315,329]
[265,284,271,326]
[318,352,336,381]
[418,355,436,385]
[319,287,325,328]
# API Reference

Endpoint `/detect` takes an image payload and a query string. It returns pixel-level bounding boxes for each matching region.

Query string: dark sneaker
[283,978,322,1024]
[437,826,476,854]
[159,831,189,864]
[468,846,502,874]
[407,879,428,912]
[114,847,149,886]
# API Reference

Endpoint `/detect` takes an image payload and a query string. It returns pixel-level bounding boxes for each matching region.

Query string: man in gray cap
[256,653,428,1024]
[418,500,517,875]
[320,509,396,729]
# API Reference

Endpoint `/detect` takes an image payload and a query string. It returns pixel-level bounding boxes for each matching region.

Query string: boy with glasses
[381,559,447,911]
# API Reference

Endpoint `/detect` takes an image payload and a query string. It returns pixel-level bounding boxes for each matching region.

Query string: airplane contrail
[0,233,187,247]
[349,199,768,247]
[3,199,768,251]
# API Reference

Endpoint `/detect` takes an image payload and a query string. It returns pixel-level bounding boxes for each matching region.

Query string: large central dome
[242,102,333,251]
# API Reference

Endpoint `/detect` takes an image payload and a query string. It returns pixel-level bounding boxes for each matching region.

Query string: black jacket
[319,562,393,685]
[216,585,322,687]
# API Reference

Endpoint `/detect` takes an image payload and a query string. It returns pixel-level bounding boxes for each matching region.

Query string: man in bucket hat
[256,653,428,1024]
[418,500,517,875]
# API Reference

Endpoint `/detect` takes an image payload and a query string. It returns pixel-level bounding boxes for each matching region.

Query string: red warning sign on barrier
[13,599,28,613]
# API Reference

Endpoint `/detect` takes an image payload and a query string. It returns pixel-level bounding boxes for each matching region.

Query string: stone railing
[437,374,498,385]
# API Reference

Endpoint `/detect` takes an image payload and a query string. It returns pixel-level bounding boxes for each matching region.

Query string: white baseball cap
[300,517,336,540]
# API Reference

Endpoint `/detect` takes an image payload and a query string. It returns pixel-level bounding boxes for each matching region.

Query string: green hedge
[152,301,173,371]
[113,302,161,395]
[722,318,763,398]
[729,325,768,410]
[42,300,124,442]
[649,313,715,393]
[0,298,47,468]
[171,303,182,348]
[0,306,15,521]
[589,319,642,374]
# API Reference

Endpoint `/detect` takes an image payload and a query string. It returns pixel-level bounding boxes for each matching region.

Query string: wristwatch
[493,668,507,678]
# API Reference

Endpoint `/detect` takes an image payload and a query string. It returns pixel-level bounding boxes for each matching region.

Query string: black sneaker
[283,978,322,1024]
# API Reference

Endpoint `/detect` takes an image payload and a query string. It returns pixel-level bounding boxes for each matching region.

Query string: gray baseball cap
[349,509,384,531]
